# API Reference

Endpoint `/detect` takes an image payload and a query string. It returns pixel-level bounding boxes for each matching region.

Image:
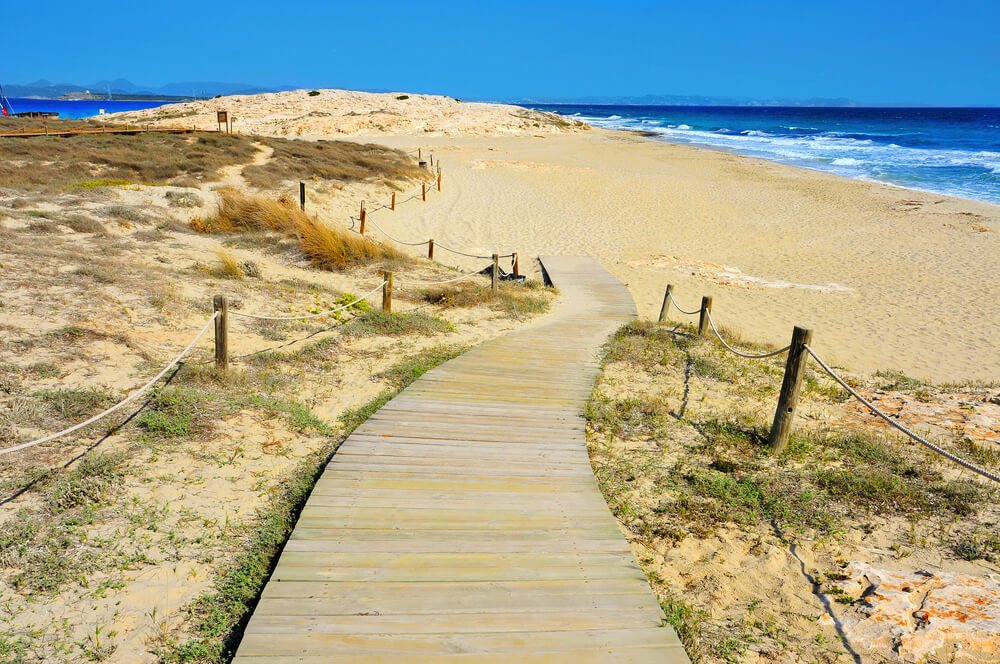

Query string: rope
[395,267,492,287]
[667,292,702,316]
[229,282,386,321]
[0,314,218,457]
[705,309,791,359]
[365,213,431,246]
[434,242,494,260]
[804,345,1000,484]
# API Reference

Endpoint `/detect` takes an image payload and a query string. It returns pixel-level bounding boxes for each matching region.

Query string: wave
[551,109,1000,204]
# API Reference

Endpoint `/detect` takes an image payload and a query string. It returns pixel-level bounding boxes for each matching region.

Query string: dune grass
[193,190,404,271]
[419,279,554,319]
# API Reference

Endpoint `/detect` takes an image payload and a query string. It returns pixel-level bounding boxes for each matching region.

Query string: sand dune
[104,88,587,137]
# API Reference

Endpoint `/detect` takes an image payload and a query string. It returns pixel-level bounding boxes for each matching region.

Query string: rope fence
[0,314,219,457]
[658,282,999,484]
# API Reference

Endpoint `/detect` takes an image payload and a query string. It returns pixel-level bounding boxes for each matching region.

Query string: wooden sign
[217,111,228,124]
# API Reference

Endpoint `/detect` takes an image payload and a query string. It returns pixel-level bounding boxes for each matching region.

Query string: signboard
[217,111,228,124]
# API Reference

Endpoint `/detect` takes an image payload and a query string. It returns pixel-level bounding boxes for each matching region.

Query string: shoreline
[626,128,1000,211]
[349,128,1000,383]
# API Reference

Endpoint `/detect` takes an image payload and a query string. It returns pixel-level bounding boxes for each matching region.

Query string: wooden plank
[233,257,689,663]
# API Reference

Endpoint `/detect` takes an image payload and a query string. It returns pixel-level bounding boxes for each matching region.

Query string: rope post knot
[768,326,813,454]
[213,295,229,371]
[382,272,394,313]
[698,296,713,336]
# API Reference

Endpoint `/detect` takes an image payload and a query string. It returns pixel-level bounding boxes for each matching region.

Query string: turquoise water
[4,97,176,119]
[534,105,1000,205]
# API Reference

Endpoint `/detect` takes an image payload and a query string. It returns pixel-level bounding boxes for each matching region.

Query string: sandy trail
[338,130,1000,383]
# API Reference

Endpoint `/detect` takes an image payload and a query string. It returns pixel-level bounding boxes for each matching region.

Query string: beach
[109,92,1000,382]
[355,130,1000,383]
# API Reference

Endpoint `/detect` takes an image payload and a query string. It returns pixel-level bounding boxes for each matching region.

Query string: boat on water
[0,82,13,116]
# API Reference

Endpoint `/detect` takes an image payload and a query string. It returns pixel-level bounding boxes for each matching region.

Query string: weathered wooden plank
[233,257,688,663]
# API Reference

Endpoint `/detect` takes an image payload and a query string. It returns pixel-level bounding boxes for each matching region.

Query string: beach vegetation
[419,279,553,318]
[341,310,454,337]
[395,95,409,100]
[192,189,405,271]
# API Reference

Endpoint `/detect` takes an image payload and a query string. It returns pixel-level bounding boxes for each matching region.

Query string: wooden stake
[359,201,366,235]
[513,252,519,276]
[299,182,305,211]
[698,296,713,336]
[428,238,435,260]
[658,284,674,323]
[422,183,427,201]
[491,254,499,293]
[382,271,393,313]
[768,326,814,454]
[213,295,228,371]
[418,148,422,161]
[391,192,396,211]
[437,172,442,191]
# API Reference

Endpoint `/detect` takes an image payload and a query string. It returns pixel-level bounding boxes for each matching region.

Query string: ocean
[3,97,175,120]
[532,105,1000,205]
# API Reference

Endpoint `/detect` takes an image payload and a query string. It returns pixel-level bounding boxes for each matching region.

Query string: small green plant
[307,90,321,96]
[341,310,453,337]
[395,95,410,100]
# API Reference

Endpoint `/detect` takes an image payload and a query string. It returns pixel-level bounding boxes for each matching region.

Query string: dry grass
[214,249,244,279]
[194,189,405,271]
[246,138,428,190]
[420,279,553,318]
[0,131,258,190]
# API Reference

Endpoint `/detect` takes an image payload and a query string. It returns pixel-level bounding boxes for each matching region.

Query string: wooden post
[698,296,712,336]
[491,254,499,293]
[391,192,396,211]
[213,295,228,371]
[382,271,393,313]
[658,284,674,323]
[437,171,442,191]
[428,239,435,260]
[513,252,519,276]
[418,148,422,161]
[429,154,434,168]
[768,326,814,454]
[422,183,427,201]
[299,182,306,211]
[359,201,366,235]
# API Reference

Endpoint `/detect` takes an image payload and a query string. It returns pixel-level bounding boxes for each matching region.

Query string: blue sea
[4,98,175,119]
[533,105,1000,205]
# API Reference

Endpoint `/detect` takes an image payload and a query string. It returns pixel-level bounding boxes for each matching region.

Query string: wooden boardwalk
[233,256,688,663]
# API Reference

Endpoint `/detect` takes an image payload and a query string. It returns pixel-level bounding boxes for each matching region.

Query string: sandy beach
[111,91,1000,382]
[356,131,1000,383]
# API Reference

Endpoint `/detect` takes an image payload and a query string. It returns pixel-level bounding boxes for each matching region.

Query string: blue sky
[7,0,1000,105]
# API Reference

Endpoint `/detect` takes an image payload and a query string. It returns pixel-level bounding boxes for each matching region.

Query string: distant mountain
[3,79,295,99]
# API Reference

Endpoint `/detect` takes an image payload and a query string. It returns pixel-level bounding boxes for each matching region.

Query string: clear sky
[7,0,1000,105]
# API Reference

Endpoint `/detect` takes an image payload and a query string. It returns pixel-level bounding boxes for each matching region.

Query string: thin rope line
[804,345,1000,484]
[229,282,386,321]
[667,292,702,316]
[0,314,218,456]
[705,309,791,359]
[365,213,431,246]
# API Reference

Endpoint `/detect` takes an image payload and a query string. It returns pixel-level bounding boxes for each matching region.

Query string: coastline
[348,128,1000,383]
[102,93,1000,381]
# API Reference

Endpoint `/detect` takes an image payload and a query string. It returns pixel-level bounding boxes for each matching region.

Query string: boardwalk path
[233,256,688,663]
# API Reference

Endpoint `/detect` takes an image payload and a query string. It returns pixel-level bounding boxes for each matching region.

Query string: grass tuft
[194,190,404,271]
